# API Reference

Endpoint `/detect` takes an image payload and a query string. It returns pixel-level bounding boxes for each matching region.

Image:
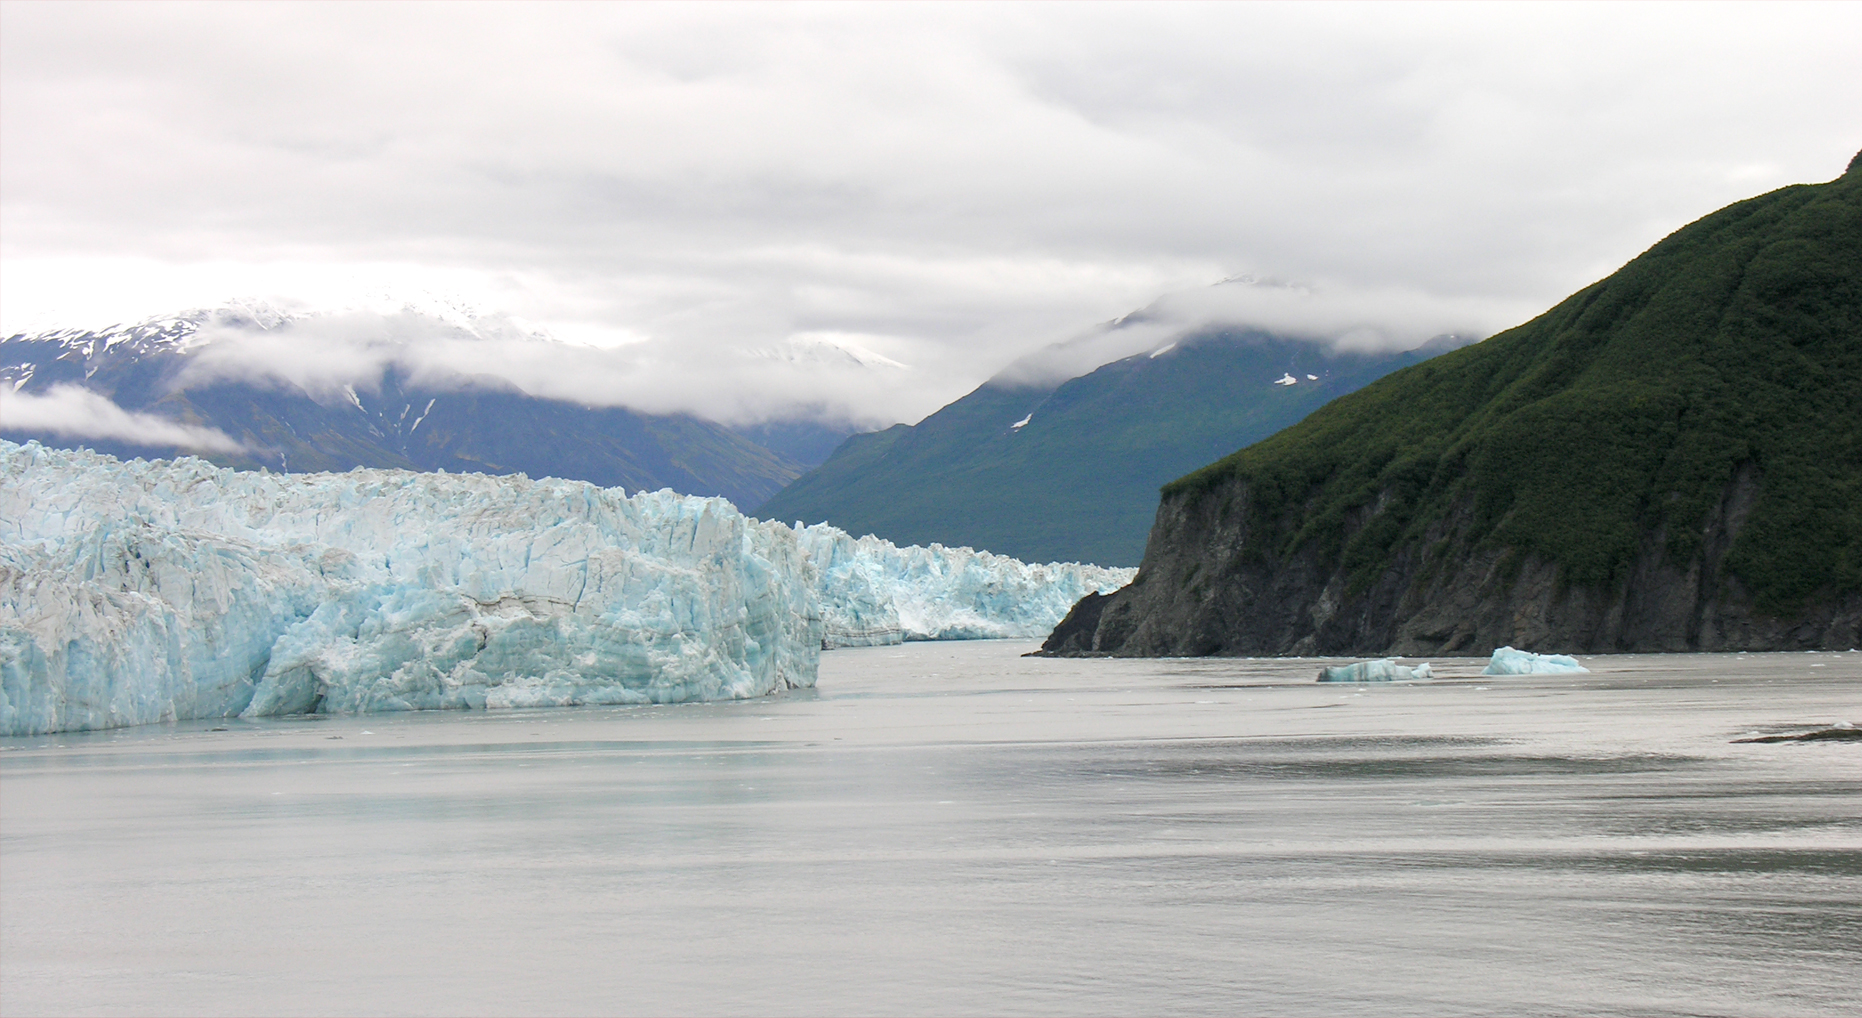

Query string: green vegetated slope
[756,332,1445,565]
[1055,153,1861,656]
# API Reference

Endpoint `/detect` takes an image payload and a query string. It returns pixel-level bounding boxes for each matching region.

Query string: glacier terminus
[0,441,1131,736]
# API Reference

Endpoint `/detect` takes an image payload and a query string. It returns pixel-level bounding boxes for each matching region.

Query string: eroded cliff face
[1043,464,1862,657]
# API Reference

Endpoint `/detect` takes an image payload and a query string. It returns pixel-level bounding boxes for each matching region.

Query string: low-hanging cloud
[2,5,1857,425]
[994,277,1534,386]
[172,307,933,428]
[0,384,247,453]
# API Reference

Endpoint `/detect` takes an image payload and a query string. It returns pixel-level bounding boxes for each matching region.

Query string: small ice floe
[1306,374,1318,380]
[1482,646,1589,675]
[1274,373,1298,386]
[1316,659,1433,682]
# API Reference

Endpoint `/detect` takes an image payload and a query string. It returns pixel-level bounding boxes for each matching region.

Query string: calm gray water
[2,643,1858,1017]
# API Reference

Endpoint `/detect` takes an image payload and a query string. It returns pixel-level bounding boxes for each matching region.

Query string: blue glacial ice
[0,441,1133,735]
[796,524,1131,648]
[1483,646,1589,675]
[1316,659,1433,682]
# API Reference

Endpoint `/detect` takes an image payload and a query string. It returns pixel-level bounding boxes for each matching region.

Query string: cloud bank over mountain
[166,305,921,427]
[1,385,246,453]
[3,3,1857,425]
[993,277,1518,386]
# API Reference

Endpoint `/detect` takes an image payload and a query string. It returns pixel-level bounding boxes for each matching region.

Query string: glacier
[797,524,1132,648]
[1316,659,1434,683]
[1482,646,1589,675]
[0,441,1131,736]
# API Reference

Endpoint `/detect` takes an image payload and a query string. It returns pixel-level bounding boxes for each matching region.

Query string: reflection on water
[2,645,1859,1016]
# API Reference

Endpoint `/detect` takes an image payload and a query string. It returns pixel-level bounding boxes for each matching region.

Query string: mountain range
[0,306,849,510]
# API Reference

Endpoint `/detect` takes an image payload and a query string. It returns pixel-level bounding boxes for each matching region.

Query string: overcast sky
[3,1,1857,426]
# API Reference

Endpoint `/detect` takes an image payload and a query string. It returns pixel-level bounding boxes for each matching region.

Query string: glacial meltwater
[2,643,1858,1016]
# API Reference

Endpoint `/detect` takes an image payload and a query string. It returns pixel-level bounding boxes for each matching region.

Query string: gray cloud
[3,3,1857,425]
[171,305,923,427]
[995,276,1529,385]
[0,385,247,453]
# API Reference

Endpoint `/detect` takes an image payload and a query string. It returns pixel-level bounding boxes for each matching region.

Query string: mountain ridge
[0,307,821,508]
[758,329,1465,564]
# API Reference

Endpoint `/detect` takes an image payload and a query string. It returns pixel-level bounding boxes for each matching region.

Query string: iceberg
[1316,659,1433,682]
[1482,646,1589,675]
[0,441,1133,735]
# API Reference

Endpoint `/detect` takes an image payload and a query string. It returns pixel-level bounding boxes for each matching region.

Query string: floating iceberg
[1482,646,1589,675]
[794,525,1132,648]
[0,441,1131,735]
[1316,659,1433,682]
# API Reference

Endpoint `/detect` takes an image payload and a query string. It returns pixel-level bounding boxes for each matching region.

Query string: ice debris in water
[1483,646,1589,675]
[0,441,1133,736]
[1316,659,1433,682]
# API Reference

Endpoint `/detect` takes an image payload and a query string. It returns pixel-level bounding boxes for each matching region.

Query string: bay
[2,643,1858,1016]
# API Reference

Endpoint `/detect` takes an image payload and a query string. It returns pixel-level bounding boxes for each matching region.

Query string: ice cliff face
[796,525,1133,648]
[0,441,1131,735]
[0,441,820,736]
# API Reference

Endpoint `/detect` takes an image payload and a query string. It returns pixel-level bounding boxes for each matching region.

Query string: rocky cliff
[1045,153,1862,656]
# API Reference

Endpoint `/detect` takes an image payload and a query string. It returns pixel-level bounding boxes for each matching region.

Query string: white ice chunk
[1316,659,1433,682]
[1482,646,1589,675]
[1274,373,1298,386]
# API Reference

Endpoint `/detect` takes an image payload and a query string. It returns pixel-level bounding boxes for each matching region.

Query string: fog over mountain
[0,301,841,507]
[2,4,1857,430]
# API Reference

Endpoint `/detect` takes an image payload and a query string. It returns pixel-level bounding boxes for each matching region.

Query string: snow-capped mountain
[0,302,836,509]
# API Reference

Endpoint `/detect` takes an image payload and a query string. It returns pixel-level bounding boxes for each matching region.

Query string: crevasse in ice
[1483,646,1589,675]
[0,442,1132,735]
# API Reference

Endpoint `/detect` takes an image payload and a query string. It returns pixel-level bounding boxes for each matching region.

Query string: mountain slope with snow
[760,329,1462,565]
[0,303,825,508]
